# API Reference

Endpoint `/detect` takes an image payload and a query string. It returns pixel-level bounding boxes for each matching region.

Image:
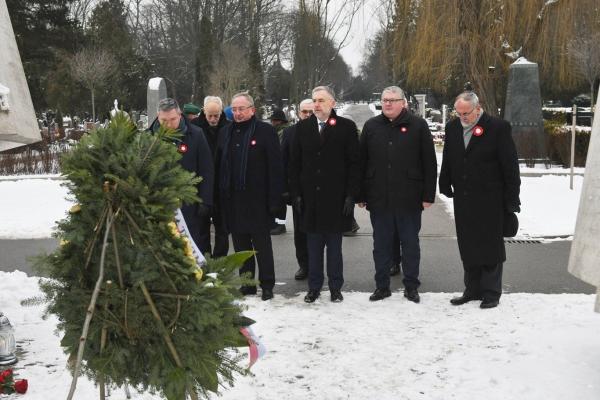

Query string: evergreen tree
[6,0,82,110]
[36,117,253,400]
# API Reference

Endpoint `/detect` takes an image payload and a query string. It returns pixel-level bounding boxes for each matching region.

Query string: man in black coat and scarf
[359,86,437,303]
[216,92,284,301]
[150,98,214,250]
[192,96,231,257]
[439,91,521,309]
[289,86,360,303]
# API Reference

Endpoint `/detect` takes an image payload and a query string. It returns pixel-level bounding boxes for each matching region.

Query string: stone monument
[504,57,547,162]
[0,0,41,151]
[146,77,166,128]
[568,83,600,312]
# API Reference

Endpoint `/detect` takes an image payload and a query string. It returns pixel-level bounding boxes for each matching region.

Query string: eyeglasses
[231,106,253,113]
[382,98,405,104]
[206,114,220,118]
[300,110,313,115]
[456,107,476,117]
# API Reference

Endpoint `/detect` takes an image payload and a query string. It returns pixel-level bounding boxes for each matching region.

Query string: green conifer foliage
[36,116,252,400]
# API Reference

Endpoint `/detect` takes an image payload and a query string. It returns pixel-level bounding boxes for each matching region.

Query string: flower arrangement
[0,369,28,395]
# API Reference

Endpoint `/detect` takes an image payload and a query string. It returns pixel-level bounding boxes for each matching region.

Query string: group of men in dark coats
[151,84,520,309]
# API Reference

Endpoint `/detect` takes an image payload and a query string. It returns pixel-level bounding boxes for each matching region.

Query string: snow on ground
[1,271,599,400]
[0,178,73,239]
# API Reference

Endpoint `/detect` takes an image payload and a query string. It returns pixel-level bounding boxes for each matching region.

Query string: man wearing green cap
[183,103,201,123]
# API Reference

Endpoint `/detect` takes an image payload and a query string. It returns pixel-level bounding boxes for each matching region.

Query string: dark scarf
[220,117,256,196]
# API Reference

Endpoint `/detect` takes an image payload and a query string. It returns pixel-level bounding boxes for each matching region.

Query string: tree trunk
[91,89,96,122]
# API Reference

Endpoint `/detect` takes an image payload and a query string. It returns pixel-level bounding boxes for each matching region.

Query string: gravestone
[0,0,41,151]
[146,77,166,128]
[504,57,547,161]
[414,94,426,117]
[568,83,600,312]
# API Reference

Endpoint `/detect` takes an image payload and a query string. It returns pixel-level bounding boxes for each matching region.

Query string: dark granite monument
[504,57,547,162]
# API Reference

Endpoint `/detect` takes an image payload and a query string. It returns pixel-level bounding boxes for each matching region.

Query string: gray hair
[158,97,180,112]
[455,91,480,108]
[203,96,223,109]
[299,98,313,108]
[381,86,405,100]
[231,92,254,107]
[312,86,336,100]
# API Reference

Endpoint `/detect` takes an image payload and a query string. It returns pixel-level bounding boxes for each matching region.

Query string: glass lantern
[0,312,17,366]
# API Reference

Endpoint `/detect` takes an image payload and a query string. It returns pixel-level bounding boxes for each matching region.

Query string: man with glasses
[359,86,437,303]
[149,98,214,251]
[193,96,231,257]
[289,87,360,303]
[281,99,314,280]
[216,92,284,301]
[439,91,520,309]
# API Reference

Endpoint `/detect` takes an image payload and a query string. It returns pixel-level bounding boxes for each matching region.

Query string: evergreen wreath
[35,115,254,400]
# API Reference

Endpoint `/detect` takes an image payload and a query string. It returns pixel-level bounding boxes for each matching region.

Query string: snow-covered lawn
[0,163,584,240]
[1,271,599,400]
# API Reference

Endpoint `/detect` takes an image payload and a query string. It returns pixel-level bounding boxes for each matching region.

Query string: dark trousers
[232,232,275,290]
[463,262,503,301]
[306,232,343,291]
[370,210,422,290]
[198,210,229,257]
[292,208,308,270]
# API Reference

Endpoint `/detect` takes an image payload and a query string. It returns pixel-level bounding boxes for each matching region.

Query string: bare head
[454,91,482,127]
[203,96,223,127]
[381,86,407,120]
[298,98,314,120]
[311,86,336,121]
[230,92,256,123]
[157,98,182,130]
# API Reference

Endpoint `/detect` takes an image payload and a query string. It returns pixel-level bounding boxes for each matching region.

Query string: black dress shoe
[261,288,274,301]
[369,288,391,301]
[304,290,320,303]
[450,294,481,305]
[330,289,344,302]
[389,263,401,276]
[270,224,286,235]
[480,299,499,309]
[240,286,257,296]
[294,267,308,280]
[404,288,420,303]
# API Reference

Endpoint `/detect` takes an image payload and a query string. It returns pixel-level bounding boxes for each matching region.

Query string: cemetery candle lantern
[0,312,17,365]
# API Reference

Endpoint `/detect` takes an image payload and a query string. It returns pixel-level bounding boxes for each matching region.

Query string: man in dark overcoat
[281,98,314,280]
[439,91,521,309]
[289,86,360,303]
[150,98,214,249]
[193,96,231,257]
[359,86,437,303]
[216,92,284,301]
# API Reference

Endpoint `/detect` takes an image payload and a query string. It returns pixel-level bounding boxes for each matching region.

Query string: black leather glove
[293,196,303,215]
[342,196,354,216]
[197,204,212,218]
[506,204,521,213]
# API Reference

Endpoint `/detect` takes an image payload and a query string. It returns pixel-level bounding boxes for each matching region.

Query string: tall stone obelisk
[504,57,547,161]
[0,0,41,151]
[568,83,600,312]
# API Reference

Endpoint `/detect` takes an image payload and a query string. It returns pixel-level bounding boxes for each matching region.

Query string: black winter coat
[191,111,230,158]
[216,116,284,234]
[289,111,360,233]
[360,111,437,212]
[439,112,521,265]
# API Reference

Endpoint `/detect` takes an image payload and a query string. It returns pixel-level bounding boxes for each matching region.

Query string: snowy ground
[0,165,584,240]
[1,271,599,400]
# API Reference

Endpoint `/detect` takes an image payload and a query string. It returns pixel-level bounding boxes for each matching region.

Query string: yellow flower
[168,221,180,237]
[60,239,69,246]
[69,204,81,214]
[194,268,203,282]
